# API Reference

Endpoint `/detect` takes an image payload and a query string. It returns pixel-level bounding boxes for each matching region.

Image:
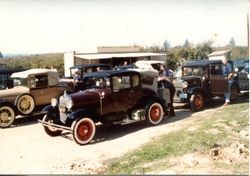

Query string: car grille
[59,96,69,124]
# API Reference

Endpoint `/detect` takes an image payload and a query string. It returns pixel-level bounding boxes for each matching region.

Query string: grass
[104,101,249,174]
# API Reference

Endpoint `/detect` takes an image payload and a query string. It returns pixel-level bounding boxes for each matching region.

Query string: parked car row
[0,59,247,145]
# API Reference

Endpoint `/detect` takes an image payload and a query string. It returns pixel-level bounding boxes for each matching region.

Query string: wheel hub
[20,99,30,109]
[0,112,9,121]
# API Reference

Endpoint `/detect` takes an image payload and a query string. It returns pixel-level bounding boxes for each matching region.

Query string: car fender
[67,108,99,123]
[14,93,36,107]
[187,87,207,98]
[41,105,59,120]
[145,96,167,115]
[0,101,17,114]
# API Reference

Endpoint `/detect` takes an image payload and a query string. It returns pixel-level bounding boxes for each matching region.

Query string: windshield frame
[182,66,208,77]
[84,76,111,90]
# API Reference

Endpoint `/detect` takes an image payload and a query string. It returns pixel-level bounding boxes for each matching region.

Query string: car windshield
[85,76,110,89]
[183,66,207,77]
[13,77,28,87]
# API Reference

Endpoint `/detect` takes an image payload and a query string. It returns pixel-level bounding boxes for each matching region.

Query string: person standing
[158,65,176,117]
[222,57,234,106]
[161,65,173,77]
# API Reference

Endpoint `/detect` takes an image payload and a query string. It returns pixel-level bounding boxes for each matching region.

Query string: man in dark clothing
[158,65,176,117]
[222,57,234,106]
[158,76,176,117]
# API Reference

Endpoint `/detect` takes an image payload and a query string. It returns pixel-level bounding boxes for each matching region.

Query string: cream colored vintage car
[0,69,72,128]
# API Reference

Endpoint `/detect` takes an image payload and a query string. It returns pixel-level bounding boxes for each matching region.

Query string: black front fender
[41,105,59,120]
[67,108,99,123]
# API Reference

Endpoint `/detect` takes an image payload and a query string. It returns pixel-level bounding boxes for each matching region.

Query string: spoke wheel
[0,106,15,128]
[72,117,96,145]
[146,102,164,125]
[16,94,35,115]
[190,92,204,112]
[43,115,62,136]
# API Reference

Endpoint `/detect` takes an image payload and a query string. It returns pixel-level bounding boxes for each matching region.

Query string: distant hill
[0,53,64,76]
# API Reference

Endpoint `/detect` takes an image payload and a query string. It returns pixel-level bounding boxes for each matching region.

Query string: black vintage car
[39,69,168,145]
[62,63,113,91]
[0,68,25,90]
[173,60,240,111]
[234,59,249,91]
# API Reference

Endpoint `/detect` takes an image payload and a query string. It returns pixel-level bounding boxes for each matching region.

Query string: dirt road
[0,97,247,174]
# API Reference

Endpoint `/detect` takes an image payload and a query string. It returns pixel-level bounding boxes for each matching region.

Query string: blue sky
[0,0,248,54]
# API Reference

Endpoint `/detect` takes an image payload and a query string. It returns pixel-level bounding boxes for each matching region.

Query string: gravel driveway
[0,99,235,174]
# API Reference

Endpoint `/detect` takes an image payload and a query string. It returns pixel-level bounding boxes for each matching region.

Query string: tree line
[0,39,248,75]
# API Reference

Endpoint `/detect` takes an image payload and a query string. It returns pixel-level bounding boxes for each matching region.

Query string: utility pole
[248,0,250,59]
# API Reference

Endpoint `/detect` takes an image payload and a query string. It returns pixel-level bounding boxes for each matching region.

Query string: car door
[209,64,228,95]
[111,74,134,114]
[29,74,53,105]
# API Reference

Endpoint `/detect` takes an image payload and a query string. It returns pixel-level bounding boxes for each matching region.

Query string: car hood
[70,88,111,106]
[0,86,29,99]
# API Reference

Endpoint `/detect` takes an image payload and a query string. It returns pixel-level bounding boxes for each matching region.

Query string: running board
[113,119,138,125]
[38,119,72,132]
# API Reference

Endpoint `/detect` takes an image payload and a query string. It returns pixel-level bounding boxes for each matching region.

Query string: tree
[183,39,191,48]
[195,41,213,60]
[0,51,3,58]
[229,37,236,47]
[163,40,170,52]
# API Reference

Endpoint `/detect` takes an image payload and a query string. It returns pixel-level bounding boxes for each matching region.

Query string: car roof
[11,69,58,78]
[135,60,165,69]
[116,64,134,70]
[70,63,112,69]
[183,60,223,67]
[84,69,140,78]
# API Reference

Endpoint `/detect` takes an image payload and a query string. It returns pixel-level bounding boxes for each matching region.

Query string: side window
[210,65,223,76]
[31,74,48,88]
[141,75,154,85]
[0,74,7,89]
[112,76,131,92]
[132,75,139,88]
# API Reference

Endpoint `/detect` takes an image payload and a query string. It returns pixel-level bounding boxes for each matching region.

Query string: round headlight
[51,98,58,107]
[182,81,188,88]
[65,96,74,109]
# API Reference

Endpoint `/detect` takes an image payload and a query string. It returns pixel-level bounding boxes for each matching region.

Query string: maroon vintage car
[39,69,169,145]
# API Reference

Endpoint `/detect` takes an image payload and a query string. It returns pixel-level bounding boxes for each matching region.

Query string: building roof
[207,50,231,57]
[70,63,112,69]
[75,52,166,60]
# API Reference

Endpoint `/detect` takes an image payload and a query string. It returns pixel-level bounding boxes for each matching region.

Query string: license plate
[59,105,66,112]
[179,93,187,99]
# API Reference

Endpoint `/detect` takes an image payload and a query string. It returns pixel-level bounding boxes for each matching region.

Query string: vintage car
[234,59,249,91]
[0,69,73,128]
[173,60,240,111]
[62,63,112,91]
[0,68,25,90]
[39,69,170,145]
[135,60,165,71]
